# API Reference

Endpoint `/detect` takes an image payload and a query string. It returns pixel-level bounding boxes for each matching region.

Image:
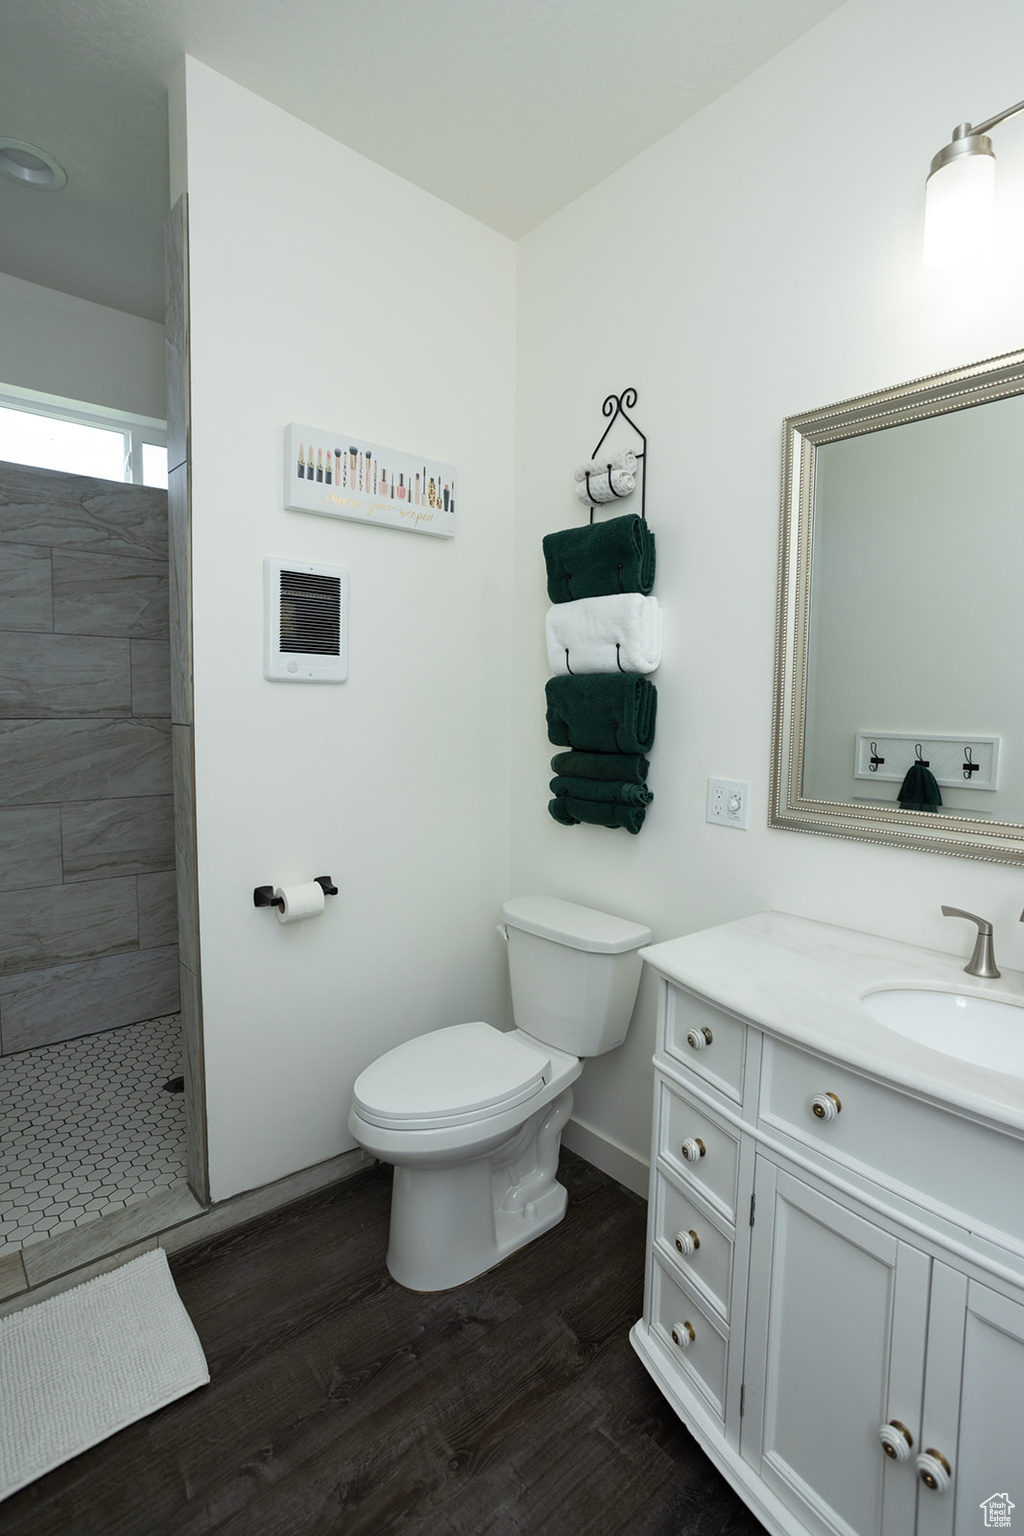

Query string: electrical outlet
[707,778,751,830]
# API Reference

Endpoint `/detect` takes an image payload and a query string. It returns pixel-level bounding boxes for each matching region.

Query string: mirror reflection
[770,347,1024,863]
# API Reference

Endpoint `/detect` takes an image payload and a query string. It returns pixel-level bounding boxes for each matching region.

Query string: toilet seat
[352,1022,552,1131]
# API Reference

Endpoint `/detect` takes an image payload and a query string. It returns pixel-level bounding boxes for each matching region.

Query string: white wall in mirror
[804,392,1024,819]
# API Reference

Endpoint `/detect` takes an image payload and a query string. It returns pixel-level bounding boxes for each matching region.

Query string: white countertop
[641,911,1024,1135]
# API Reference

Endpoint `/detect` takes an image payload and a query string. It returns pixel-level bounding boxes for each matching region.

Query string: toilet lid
[353,1022,551,1130]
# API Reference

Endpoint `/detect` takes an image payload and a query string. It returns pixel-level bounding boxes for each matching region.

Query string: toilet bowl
[349,896,651,1292]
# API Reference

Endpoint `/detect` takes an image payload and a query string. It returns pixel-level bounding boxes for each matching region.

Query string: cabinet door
[916,1269,1024,1536]
[742,1160,929,1536]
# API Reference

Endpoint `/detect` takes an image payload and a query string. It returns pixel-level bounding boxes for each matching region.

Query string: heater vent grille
[279,570,341,655]
[263,557,348,682]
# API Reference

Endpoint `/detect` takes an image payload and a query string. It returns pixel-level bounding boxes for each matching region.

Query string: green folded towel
[550,750,650,783]
[548,793,648,834]
[543,514,656,603]
[546,674,657,755]
[897,761,943,812]
[550,776,653,806]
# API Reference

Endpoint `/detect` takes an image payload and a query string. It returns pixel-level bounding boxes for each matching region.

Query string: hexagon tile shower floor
[0,1016,186,1253]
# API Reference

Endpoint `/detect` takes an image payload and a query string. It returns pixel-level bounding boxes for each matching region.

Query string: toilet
[349,895,651,1291]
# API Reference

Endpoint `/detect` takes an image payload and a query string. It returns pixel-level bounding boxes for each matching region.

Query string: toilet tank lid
[502,896,652,954]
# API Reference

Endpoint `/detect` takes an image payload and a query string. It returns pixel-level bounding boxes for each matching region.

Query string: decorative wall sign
[285,422,456,539]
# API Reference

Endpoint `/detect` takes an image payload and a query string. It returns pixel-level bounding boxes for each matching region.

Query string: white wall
[512,0,1024,1184]
[180,60,517,1200]
[0,269,166,418]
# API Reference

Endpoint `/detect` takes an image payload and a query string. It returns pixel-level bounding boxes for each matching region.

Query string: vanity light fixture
[923,99,1024,267]
[0,139,67,192]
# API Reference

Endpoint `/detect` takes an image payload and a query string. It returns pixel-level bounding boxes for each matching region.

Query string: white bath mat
[0,1248,209,1501]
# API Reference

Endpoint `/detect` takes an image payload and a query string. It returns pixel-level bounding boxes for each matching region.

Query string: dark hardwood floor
[2,1153,768,1535]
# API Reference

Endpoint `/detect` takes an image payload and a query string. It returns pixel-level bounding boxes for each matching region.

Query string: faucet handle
[940,905,992,933]
[941,906,1000,978]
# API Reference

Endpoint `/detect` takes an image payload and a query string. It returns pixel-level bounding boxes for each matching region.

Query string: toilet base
[385,1089,573,1291]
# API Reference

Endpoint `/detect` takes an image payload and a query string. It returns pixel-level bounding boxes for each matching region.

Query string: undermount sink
[861,987,1024,1078]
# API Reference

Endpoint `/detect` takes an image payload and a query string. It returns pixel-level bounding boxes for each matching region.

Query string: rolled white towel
[574,449,638,481]
[546,593,662,676]
[573,449,638,506]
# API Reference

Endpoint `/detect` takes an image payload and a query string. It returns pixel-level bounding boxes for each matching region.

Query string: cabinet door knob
[686,1026,713,1050]
[811,1092,842,1121]
[674,1228,700,1256]
[681,1137,706,1162]
[670,1320,696,1350]
[878,1421,914,1462]
[916,1450,952,1492]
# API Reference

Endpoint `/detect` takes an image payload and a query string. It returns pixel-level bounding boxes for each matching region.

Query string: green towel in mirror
[545,674,657,755]
[550,750,650,783]
[897,761,943,812]
[543,514,656,603]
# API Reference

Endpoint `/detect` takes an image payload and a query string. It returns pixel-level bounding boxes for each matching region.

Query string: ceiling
[0,0,846,324]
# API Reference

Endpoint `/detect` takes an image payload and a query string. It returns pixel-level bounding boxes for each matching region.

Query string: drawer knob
[879,1421,914,1462]
[670,1320,696,1350]
[680,1137,706,1162]
[686,1026,713,1050]
[811,1092,842,1121]
[674,1228,700,1256]
[916,1450,952,1493]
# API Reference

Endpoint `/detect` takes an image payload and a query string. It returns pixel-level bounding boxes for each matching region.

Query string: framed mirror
[770,345,1024,864]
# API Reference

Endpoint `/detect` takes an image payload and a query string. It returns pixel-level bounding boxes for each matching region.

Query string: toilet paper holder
[253,875,338,909]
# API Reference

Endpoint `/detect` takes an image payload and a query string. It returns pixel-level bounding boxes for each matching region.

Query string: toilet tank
[501,896,652,1056]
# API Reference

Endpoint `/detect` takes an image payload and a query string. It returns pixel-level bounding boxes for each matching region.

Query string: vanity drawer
[652,1169,734,1319]
[759,1037,1024,1245]
[663,986,747,1104]
[658,1076,740,1223]
[650,1254,728,1421]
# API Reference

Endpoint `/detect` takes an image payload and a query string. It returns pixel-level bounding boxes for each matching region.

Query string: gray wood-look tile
[21,1182,201,1287]
[61,795,175,881]
[165,196,190,476]
[137,871,178,948]
[172,724,198,972]
[52,549,169,638]
[0,632,132,718]
[0,876,138,979]
[0,806,63,892]
[0,543,53,632]
[0,463,167,561]
[0,944,179,1053]
[178,959,208,1202]
[167,462,191,726]
[130,638,171,717]
[0,718,173,805]
[0,1248,28,1302]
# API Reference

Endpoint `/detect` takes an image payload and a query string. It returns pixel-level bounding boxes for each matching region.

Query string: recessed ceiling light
[0,139,67,191]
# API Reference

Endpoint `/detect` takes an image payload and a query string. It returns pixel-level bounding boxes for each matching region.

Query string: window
[0,385,168,487]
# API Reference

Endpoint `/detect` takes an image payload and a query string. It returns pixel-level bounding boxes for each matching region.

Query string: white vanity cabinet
[631,921,1024,1536]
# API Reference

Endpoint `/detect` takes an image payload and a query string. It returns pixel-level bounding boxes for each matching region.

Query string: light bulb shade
[923,145,995,268]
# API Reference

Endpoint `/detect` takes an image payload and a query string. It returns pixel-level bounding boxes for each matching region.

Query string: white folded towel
[546,593,662,676]
[573,449,638,506]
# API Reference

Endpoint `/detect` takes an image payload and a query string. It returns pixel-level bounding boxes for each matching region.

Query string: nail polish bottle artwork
[398,473,405,500]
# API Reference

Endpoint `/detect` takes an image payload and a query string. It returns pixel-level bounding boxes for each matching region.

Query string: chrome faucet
[941,906,1000,978]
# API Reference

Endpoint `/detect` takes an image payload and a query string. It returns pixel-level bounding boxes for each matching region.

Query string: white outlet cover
[706,777,751,830]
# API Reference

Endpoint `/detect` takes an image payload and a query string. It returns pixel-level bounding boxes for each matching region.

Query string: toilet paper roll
[273,882,326,924]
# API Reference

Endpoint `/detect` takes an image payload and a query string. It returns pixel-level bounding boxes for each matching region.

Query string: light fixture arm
[970,98,1024,138]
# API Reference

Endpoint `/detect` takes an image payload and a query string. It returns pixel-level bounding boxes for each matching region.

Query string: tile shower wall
[0,461,178,1054]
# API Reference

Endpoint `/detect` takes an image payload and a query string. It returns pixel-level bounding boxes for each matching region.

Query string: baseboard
[562,1116,649,1199]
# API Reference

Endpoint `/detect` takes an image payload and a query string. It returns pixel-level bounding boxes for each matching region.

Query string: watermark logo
[981,1493,1015,1529]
